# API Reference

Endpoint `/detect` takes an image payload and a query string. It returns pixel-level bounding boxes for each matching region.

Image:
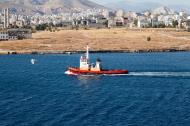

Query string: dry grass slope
[0,28,190,54]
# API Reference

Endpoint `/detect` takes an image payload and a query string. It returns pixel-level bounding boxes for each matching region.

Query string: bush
[32,29,36,33]
[158,23,166,28]
[36,23,48,31]
[147,36,151,41]
[84,27,89,30]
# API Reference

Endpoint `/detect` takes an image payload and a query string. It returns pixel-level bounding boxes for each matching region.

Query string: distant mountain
[104,0,190,14]
[104,0,162,12]
[152,6,175,15]
[0,0,105,15]
[168,4,190,14]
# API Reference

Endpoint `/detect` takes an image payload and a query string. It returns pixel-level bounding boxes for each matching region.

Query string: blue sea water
[0,52,190,126]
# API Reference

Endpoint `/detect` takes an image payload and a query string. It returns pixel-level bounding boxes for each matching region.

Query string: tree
[134,19,138,26]
[172,20,178,28]
[158,23,166,28]
[103,20,109,27]
[36,23,48,31]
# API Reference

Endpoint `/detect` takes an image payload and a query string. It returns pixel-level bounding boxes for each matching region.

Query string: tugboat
[65,45,128,75]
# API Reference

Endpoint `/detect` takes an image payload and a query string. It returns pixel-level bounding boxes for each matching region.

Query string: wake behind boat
[65,45,128,75]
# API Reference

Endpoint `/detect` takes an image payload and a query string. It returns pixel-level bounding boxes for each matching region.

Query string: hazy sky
[93,0,190,5]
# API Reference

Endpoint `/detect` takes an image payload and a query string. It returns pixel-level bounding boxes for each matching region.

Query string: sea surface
[0,52,190,126]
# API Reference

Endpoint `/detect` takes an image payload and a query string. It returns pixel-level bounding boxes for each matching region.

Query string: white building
[3,8,9,29]
[137,16,150,28]
[102,10,109,18]
[15,20,24,28]
[0,31,9,40]
[115,17,124,26]
[0,29,32,41]
[9,14,17,24]
[0,13,3,24]
[158,15,176,26]
[138,19,150,28]
[179,11,187,18]
[116,10,124,17]
[184,20,190,31]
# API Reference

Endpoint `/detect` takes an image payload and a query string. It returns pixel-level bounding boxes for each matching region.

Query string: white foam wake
[65,71,78,75]
[106,72,190,77]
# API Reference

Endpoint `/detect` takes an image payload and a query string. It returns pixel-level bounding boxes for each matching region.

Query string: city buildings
[0,8,32,41]
[0,6,190,34]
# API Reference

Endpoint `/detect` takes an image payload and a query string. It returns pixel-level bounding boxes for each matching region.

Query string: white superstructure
[79,45,102,71]
[80,45,90,70]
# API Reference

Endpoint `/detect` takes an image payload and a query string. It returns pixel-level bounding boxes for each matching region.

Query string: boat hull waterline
[66,67,129,75]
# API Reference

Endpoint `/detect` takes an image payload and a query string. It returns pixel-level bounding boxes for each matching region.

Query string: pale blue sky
[93,0,190,5]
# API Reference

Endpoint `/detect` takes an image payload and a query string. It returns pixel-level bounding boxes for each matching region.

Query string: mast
[86,45,89,60]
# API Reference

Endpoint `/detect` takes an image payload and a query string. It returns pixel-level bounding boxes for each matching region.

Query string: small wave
[80,75,96,77]
[20,97,33,102]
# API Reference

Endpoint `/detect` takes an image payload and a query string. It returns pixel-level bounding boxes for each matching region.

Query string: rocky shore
[0,49,189,55]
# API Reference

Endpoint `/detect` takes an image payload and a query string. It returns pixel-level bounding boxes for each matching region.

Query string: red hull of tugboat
[67,67,129,75]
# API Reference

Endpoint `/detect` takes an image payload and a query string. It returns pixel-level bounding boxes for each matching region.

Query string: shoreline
[0,49,189,55]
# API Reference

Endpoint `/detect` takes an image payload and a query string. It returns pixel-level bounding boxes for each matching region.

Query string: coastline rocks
[0,49,188,55]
